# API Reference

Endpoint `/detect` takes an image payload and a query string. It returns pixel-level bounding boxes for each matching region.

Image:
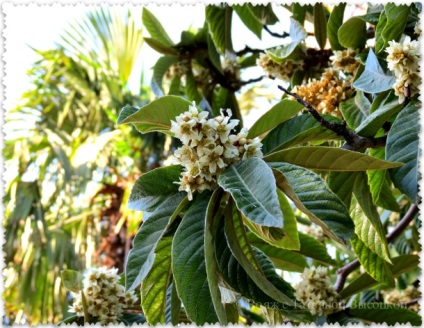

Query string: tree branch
[278,85,387,151]
[240,76,265,86]
[334,204,419,293]
[236,46,264,57]
[264,26,290,38]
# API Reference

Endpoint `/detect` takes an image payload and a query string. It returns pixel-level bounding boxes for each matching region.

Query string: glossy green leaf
[120,312,147,325]
[118,96,194,134]
[347,304,421,326]
[224,206,296,306]
[350,235,395,287]
[206,5,233,54]
[247,4,279,25]
[381,4,410,50]
[356,99,402,137]
[218,157,283,228]
[61,270,83,293]
[207,33,223,73]
[141,237,172,325]
[291,3,307,24]
[374,10,388,53]
[367,147,400,211]
[172,193,218,324]
[261,114,342,155]
[168,75,181,96]
[233,5,263,39]
[264,146,403,171]
[244,189,299,250]
[125,193,186,291]
[327,3,346,50]
[185,68,202,103]
[165,283,181,325]
[297,232,336,265]
[247,99,303,138]
[339,255,419,299]
[270,162,353,243]
[204,190,231,324]
[248,233,308,272]
[128,165,182,212]
[328,171,359,208]
[142,8,174,47]
[338,17,367,49]
[386,100,419,203]
[144,37,178,56]
[152,56,179,96]
[313,3,327,49]
[339,91,370,130]
[215,223,312,322]
[351,177,391,263]
[352,49,396,93]
[267,18,307,63]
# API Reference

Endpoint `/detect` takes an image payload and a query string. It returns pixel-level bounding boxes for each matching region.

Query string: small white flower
[200,145,227,174]
[243,138,263,159]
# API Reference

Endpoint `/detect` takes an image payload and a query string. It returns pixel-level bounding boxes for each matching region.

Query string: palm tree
[3,7,165,324]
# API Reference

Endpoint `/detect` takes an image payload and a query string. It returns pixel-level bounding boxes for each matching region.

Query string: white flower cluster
[294,266,344,316]
[302,224,326,243]
[171,103,263,200]
[69,267,137,325]
[257,53,303,82]
[384,286,421,312]
[386,36,421,103]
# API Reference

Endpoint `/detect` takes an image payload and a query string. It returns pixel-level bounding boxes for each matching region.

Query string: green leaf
[347,304,421,326]
[152,56,179,96]
[375,10,388,53]
[224,206,297,306]
[386,100,419,203]
[165,283,181,324]
[118,96,193,134]
[267,18,307,63]
[60,270,83,293]
[327,3,346,50]
[264,146,403,171]
[297,232,336,265]
[125,193,186,292]
[172,192,218,324]
[128,165,182,212]
[247,99,303,138]
[120,312,147,325]
[168,75,181,96]
[233,5,263,39]
[144,37,178,56]
[270,162,354,243]
[351,176,391,263]
[352,49,396,93]
[313,3,327,49]
[248,233,308,272]
[350,235,395,287]
[142,8,174,47]
[207,33,223,73]
[261,114,342,155]
[247,4,279,25]
[204,189,231,325]
[141,237,172,325]
[367,147,400,212]
[381,4,410,51]
[185,68,202,103]
[355,99,403,137]
[291,3,307,24]
[339,254,419,299]
[339,91,370,130]
[244,189,299,250]
[206,5,233,54]
[215,223,313,322]
[217,157,283,228]
[338,17,367,49]
[328,171,359,208]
